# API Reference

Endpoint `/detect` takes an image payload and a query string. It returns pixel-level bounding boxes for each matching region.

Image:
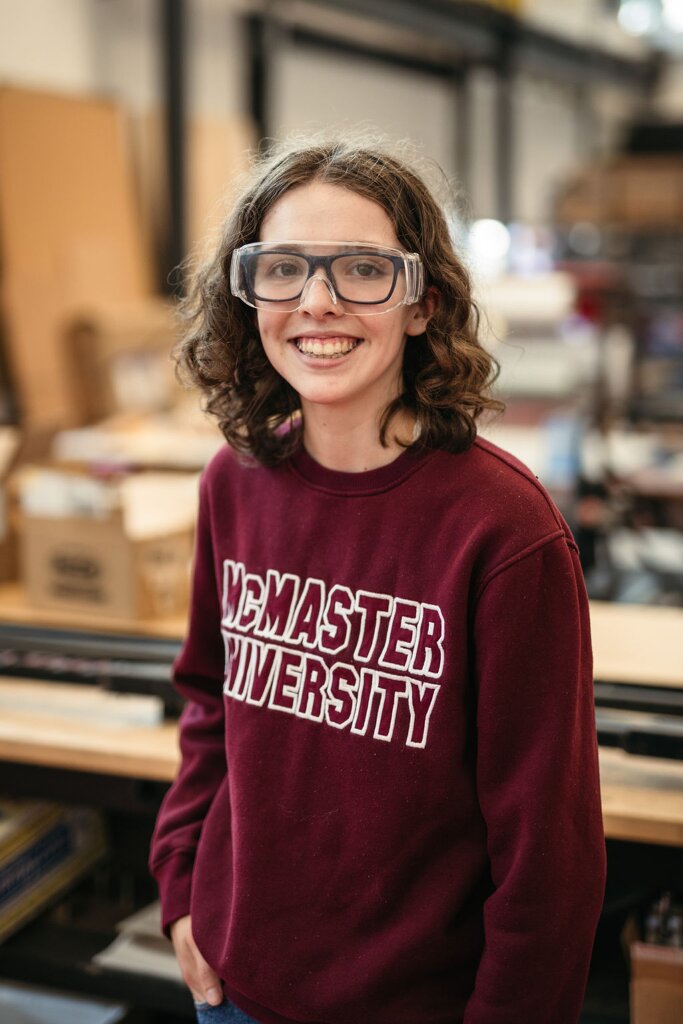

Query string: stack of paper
[93,901,183,982]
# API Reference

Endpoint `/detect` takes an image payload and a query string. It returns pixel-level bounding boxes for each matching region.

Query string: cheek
[257,322,294,380]
[366,317,410,356]
[257,311,292,343]
[260,334,282,368]
[398,307,423,337]
[256,316,281,354]
[255,312,268,341]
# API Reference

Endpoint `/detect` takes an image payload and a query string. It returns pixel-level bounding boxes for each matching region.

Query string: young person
[150,137,606,1024]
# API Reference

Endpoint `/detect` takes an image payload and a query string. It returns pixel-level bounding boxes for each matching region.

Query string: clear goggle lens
[230,241,424,315]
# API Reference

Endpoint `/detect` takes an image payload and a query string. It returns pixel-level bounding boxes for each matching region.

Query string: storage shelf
[0,913,194,1020]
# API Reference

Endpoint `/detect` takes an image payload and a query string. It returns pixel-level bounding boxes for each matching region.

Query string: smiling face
[256,181,432,428]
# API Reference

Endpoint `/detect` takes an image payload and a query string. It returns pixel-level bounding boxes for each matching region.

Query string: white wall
[269,42,456,180]
[513,73,588,224]
[186,0,245,117]
[0,0,246,115]
[0,0,100,94]
[467,68,498,220]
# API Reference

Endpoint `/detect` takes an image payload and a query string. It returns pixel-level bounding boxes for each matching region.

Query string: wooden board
[129,108,255,267]
[599,746,683,847]
[0,680,179,781]
[590,601,683,689]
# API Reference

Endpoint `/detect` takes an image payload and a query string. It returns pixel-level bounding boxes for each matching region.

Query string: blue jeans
[194,998,262,1024]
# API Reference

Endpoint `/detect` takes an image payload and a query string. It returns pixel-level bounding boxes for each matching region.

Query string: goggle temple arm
[404,253,426,304]
[229,250,244,302]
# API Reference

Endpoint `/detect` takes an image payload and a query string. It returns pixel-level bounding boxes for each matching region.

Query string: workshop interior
[0,1,681,1022]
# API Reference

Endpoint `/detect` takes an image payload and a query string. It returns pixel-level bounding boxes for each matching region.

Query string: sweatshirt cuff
[154,851,195,937]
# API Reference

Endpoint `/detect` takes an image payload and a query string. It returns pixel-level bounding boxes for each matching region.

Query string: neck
[301,403,415,473]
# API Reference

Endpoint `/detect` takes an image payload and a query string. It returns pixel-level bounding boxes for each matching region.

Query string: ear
[405,285,439,337]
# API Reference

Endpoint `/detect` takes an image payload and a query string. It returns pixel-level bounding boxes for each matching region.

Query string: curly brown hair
[176,136,504,466]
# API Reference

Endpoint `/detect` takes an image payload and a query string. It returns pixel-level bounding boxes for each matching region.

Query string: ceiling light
[618,0,659,35]
[662,0,683,31]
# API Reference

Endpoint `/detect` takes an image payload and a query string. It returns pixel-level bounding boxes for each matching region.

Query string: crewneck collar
[287,443,437,496]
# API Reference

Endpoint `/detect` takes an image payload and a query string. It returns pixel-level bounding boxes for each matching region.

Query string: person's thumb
[196,960,223,1006]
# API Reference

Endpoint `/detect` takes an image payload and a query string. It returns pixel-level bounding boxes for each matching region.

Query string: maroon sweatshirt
[150,436,606,1024]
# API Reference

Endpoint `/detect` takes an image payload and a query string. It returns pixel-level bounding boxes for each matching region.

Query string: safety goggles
[230,240,425,316]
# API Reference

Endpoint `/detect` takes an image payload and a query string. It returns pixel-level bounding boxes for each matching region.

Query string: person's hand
[170,915,223,1006]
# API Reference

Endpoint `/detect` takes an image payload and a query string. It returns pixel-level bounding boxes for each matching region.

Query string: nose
[297,275,342,318]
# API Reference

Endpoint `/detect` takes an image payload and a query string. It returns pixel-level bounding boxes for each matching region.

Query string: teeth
[295,338,360,358]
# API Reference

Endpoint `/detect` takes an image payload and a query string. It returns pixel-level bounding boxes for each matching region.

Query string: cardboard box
[630,941,683,1023]
[613,158,683,226]
[554,164,617,224]
[16,468,198,621]
[555,157,683,226]
[0,428,21,581]
[20,512,193,621]
[65,299,180,423]
[0,427,55,584]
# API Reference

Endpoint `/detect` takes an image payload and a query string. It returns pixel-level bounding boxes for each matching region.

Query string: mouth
[293,336,363,359]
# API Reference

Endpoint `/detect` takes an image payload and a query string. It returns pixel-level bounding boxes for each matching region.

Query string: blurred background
[0,2,681,1023]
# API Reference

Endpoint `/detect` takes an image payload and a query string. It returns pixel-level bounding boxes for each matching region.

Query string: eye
[348,260,385,278]
[267,259,302,278]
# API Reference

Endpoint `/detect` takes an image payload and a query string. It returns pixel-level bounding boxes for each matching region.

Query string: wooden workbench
[0,587,680,846]
[0,688,681,847]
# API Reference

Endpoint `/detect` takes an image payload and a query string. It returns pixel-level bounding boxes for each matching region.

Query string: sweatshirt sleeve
[464,534,606,1024]
[149,472,227,935]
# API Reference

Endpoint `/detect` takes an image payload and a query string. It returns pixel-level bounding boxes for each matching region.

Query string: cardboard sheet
[0,85,152,428]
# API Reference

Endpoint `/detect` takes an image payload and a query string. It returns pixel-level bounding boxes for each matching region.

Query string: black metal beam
[298,0,653,88]
[453,69,471,200]
[288,25,460,80]
[494,41,514,223]
[246,12,269,148]
[307,0,497,62]
[161,0,186,293]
